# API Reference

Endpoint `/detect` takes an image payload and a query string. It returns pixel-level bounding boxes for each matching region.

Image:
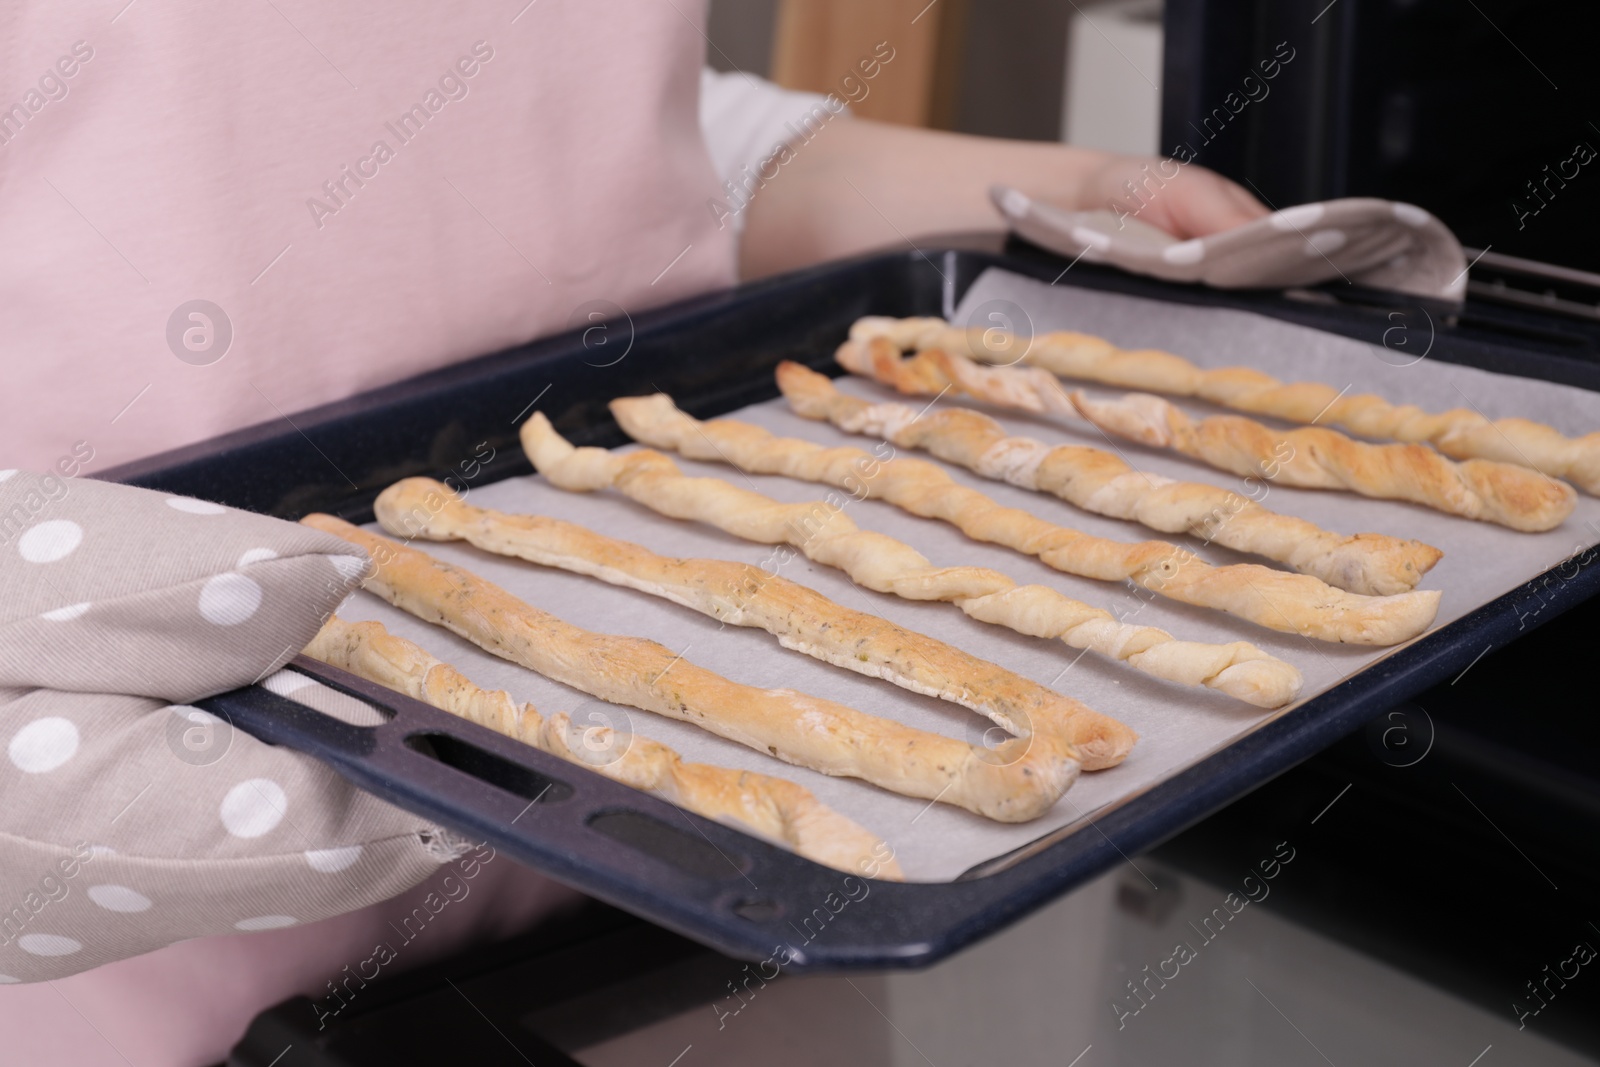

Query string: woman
[0,2,1263,1061]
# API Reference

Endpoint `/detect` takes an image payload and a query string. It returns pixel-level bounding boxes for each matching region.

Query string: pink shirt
[1,0,735,474]
[2,4,733,1059]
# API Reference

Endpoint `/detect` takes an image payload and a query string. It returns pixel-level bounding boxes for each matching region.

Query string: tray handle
[196,655,875,962]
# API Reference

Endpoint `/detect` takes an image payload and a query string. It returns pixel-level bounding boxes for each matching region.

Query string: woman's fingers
[1084,154,1269,239]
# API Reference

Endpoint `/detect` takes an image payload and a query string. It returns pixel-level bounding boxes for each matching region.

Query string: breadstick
[798,355,1439,596]
[846,326,1577,532]
[305,615,901,878]
[580,411,1302,708]
[301,515,1081,823]
[854,315,1600,495]
[376,477,1141,756]
[594,398,1436,647]
[1070,390,1574,532]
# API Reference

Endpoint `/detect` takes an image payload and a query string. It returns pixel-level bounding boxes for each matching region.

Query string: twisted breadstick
[807,353,1439,596]
[376,478,1141,757]
[596,398,1436,648]
[1070,391,1575,532]
[540,414,1306,706]
[855,315,1600,495]
[840,333,1576,532]
[592,403,1299,704]
[302,515,1081,822]
[306,615,901,877]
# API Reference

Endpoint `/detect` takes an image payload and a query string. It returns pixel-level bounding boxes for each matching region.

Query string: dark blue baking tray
[101,234,1600,972]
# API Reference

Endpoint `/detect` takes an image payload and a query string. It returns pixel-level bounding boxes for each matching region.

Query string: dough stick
[592,397,1436,647]
[840,331,1575,533]
[552,414,1305,709]
[376,477,1140,756]
[854,314,1600,496]
[305,615,902,878]
[301,515,1081,823]
[795,355,1440,596]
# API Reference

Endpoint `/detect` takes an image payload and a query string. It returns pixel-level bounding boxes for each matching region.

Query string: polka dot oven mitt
[991,186,1470,302]
[0,471,452,983]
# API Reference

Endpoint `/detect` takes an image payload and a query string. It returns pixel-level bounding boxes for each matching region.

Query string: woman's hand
[740,116,1269,277]
[1077,153,1269,238]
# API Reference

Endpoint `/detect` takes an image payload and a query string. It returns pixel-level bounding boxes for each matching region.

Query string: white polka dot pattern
[165,496,227,515]
[262,670,316,696]
[8,717,79,773]
[1071,225,1112,252]
[1302,229,1347,256]
[1392,202,1430,226]
[1269,203,1325,230]
[18,934,82,956]
[985,185,1467,301]
[88,885,153,913]
[305,845,363,872]
[1161,239,1206,265]
[17,520,83,563]
[198,572,263,625]
[219,778,287,838]
[0,469,497,981]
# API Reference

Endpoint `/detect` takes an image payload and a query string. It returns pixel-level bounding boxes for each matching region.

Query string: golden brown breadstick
[854,314,1600,495]
[591,399,1436,647]
[1070,390,1575,533]
[375,477,1143,751]
[305,615,901,878]
[301,515,1081,822]
[524,412,1299,710]
[584,408,1301,707]
[792,356,1440,596]
[845,325,1577,531]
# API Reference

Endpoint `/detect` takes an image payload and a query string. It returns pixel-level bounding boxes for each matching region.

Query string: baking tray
[101,234,1600,971]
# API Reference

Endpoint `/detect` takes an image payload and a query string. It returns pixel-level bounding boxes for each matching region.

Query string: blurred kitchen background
[707,0,1162,153]
[707,0,1600,276]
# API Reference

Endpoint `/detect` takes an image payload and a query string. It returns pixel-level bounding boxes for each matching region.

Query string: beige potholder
[992,185,1469,302]
[0,470,453,983]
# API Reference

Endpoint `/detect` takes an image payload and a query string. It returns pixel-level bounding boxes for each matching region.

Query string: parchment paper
[336,268,1600,882]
